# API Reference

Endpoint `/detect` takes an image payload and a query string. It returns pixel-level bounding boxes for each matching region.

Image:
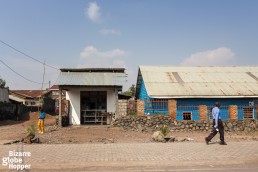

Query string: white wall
[107,89,118,113]
[65,87,118,125]
[66,89,81,125]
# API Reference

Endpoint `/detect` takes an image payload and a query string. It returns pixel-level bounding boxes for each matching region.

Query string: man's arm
[214,108,219,127]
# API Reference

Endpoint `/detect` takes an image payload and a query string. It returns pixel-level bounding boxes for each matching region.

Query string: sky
[0,0,258,91]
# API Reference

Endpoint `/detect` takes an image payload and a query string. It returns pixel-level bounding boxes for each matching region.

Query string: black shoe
[205,137,209,145]
[219,141,227,145]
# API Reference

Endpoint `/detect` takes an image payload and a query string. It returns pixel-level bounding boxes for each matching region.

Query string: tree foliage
[123,84,136,97]
[0,77,6,88]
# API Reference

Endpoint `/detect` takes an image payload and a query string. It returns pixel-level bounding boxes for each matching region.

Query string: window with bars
[183,112,192,120]
[144,99,168,114]
[242,106,254,119]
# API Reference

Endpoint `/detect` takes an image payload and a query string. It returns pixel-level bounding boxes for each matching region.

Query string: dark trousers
[207,119,225,142]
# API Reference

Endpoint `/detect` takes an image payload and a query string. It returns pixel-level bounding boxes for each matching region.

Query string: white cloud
[80,46,126,59]
[79,46,127,70]
[181,47,235,66]
[77,59,127,68]
[86,2,101,23]
[99,29,120,36]
[77,47,134,91]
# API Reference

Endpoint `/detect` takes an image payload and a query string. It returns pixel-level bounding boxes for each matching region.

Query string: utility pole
[59,89,62,127]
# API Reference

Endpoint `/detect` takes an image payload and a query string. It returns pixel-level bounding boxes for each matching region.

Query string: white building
[56,68,126,125]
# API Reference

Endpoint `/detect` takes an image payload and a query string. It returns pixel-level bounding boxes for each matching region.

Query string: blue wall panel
[139,80,149,100]
[137,78,257,119]
[254,102,258,119]
[176,98,253,120]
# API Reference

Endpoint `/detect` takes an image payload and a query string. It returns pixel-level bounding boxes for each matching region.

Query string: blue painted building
[135,66,258,120]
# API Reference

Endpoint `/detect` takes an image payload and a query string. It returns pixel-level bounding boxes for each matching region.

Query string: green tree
[123,84,136,97]
[0,77,6,88]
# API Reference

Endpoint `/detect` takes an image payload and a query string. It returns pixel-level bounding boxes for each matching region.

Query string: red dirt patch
[18,111,57,126]
[1,113,258,144]
[0,112,57,140]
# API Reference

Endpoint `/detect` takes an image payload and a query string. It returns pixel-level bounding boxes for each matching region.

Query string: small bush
[129,111,137,116]
[25,124,36,137]
[160,124,170,137]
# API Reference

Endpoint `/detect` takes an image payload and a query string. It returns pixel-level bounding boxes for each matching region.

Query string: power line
[0,59,48,85]
[0,39,59,70]
[41,59,46,90]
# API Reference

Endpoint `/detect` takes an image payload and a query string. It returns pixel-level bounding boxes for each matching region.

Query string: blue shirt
[39,112,46,120]
[212,107,221,127]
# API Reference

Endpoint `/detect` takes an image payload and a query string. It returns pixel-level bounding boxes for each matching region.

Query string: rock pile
[112,115,171,131]
[112,115,258,132]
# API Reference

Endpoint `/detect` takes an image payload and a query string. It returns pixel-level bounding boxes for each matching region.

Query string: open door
[80,91,107,124]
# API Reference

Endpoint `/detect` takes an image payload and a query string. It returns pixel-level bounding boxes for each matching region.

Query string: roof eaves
[149,95,258,99]
[60,68,125,73]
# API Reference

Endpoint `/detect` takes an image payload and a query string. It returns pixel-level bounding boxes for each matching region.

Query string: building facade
[135,66,258,120]
[9,90,50,107]
[57,68,126,125]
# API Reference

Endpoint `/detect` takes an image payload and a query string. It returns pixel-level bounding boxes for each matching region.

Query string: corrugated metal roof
[56,72,126,86]
[10,90,49,99]
[137,66,258,98]
[60,68,125,73]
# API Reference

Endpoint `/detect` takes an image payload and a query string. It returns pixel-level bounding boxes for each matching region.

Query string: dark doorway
[80,91,107,124]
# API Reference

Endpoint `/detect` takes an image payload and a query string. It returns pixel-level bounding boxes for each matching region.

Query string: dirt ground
[1,112,258,144]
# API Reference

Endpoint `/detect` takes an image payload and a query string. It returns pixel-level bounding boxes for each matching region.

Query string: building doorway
[80,91,107,124]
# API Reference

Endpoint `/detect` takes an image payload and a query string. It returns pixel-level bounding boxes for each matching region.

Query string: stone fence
[116,99,258,120]
[112,115,258,132]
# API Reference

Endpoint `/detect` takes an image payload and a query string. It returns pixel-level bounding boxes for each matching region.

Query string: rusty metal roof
[10,90,49,99]
[56,70,126,87]
[137,66,258,98]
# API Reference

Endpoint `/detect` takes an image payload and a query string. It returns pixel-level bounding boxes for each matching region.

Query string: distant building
[135,66,258,120]
[56,68,126,125]
[9,90,50,107]
[48,85,66,100]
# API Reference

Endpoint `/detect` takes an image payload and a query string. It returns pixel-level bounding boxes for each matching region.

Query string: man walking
[205,102,227,145]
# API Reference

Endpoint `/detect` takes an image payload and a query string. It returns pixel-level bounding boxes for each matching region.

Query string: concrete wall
[107,89,118,113]
[66,89,81,125]
[116,100,128,118]
[65,87,119,125]
[0,88,9,102]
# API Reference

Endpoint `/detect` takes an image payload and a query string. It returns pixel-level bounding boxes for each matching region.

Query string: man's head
[215,102,220,108]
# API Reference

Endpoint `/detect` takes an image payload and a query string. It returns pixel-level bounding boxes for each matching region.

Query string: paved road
[1,142,258,171]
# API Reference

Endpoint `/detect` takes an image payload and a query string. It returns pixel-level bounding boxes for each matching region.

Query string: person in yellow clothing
[38,108,46,134]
